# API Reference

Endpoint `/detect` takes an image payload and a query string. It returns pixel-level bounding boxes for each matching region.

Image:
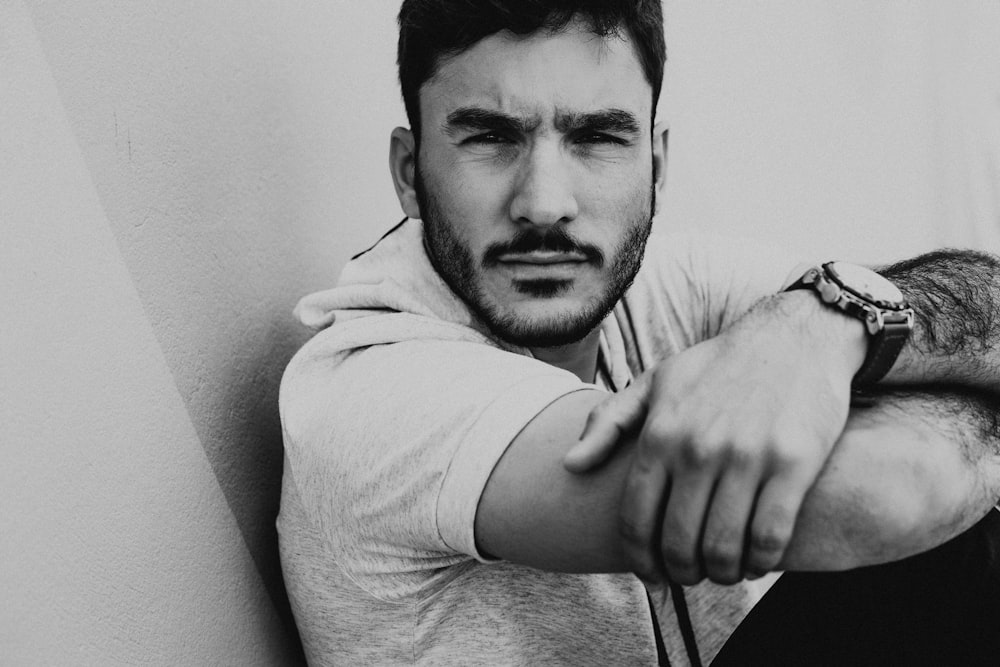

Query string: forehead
[420,21,652,128]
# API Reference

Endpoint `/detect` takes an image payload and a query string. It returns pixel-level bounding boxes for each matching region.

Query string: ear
[389,127,422,219]
[651,122,669,216]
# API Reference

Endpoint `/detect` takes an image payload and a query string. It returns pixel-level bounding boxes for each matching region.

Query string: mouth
[495,250,589,266]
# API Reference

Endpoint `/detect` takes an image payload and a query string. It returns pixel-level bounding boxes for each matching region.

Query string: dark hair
[397,0,665,143]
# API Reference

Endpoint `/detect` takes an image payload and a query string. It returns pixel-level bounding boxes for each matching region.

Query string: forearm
[781,388,1000,571]
[880,250,1000,392]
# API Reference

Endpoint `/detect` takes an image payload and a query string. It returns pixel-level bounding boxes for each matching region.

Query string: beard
[415,166,654,349]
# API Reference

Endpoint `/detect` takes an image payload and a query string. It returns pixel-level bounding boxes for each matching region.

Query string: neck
[529,329,602,383]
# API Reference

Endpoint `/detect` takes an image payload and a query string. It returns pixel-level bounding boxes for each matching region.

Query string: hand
[565,293,864,585]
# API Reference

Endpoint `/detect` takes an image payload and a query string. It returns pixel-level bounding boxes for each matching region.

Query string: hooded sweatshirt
[277,217,790,666]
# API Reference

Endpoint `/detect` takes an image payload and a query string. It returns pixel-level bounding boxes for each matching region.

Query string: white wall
[2,1,403,664]
[0,2,292,663]
[662,1,1000,262]
[2,1,998,664]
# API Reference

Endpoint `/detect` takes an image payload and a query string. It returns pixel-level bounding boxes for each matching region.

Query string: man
[278,1,1000,664]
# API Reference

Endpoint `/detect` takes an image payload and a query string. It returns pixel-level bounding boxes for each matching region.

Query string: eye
[575,132,626,146]
[466,132,514,145]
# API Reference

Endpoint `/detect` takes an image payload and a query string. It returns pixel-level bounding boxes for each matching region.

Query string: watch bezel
[823,261,908,311]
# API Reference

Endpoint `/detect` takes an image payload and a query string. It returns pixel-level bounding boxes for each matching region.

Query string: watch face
[827,262,905,307]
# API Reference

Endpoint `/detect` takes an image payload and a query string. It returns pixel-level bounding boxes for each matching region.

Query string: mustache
[483,227,605,266]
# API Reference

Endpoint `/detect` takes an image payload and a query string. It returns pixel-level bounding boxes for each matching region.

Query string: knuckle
[702,539,741,571]
[750,521,792,559]
[640,418,677,449]
[726,441,758,470]
[627,447,663,478]
[659,541,693,571]
[629,452,656,475]
[618,513,650,547]
[768,435,806,468]
[768,458,797,479]
[621,469,646,498]
[678,439,718,468]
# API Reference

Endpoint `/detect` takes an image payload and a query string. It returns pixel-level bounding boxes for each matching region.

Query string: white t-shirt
[278,218,797,665]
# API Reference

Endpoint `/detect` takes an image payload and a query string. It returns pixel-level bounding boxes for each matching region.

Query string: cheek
[581,170,653,222]
[423,174,506,254]
[432,149,501,204]
[453,175,512,223]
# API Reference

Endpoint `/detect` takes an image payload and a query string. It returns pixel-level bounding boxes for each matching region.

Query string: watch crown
[817,280,841,304]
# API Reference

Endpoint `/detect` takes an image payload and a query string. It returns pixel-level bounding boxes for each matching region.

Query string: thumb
[564,375,651,472]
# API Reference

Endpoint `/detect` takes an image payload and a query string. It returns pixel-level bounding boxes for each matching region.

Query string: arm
[480,291,865,579]
[880,249,1000,392]
[563,248,1000,584]
[781,386,1000,570]
[562,290,869,584]
[475,382,1000,574]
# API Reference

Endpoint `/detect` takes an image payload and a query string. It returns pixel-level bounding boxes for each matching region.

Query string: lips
[496,250,589,265]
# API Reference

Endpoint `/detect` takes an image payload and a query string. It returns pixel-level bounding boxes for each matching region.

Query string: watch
[785,261,915,387]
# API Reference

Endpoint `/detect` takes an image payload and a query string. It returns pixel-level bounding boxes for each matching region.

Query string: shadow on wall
[213,319,312,664]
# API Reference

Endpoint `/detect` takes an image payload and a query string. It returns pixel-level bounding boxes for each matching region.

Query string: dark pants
[713,509,1000,666]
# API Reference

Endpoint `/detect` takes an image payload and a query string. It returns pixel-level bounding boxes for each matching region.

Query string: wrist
[780,289,868,381]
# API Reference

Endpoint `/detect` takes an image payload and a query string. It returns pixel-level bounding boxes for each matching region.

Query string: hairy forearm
[880,250,1000,392]
[780,388,1000,571]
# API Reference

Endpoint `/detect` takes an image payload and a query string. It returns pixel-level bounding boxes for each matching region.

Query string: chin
[496,323,595,349]
[484,298,604,348]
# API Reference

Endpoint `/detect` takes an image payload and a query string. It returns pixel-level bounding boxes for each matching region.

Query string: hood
[294,218,522,353]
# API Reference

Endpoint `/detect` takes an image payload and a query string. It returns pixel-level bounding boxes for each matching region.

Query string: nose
[508,142,579,228]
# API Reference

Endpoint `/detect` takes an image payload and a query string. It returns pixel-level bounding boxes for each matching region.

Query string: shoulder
[280,331,590,559]
[626,227,811,340]
[280,328,580,443]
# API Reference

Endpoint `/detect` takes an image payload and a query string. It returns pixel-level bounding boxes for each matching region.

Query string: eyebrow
[442,107,642,137]
[554,109,641,136]
[443,108,539,136]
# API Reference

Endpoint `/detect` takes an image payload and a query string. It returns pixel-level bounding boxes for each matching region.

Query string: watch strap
[852,314,911,386]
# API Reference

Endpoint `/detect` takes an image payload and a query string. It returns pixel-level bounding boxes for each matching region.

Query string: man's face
[413,20,657,348]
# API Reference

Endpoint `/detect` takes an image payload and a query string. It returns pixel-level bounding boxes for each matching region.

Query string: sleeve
[279,336,589,596]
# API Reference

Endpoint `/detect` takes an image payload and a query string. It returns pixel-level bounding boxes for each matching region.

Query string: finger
[744,474,811,577]
[700,462,762,585]
[659,458,719,586]
[564,377,650,472]
[618,445,671,583]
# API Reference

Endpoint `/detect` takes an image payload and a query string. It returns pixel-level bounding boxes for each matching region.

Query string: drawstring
[647,583,702,666]
[670,581,702,667]
[647,590,671,666]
